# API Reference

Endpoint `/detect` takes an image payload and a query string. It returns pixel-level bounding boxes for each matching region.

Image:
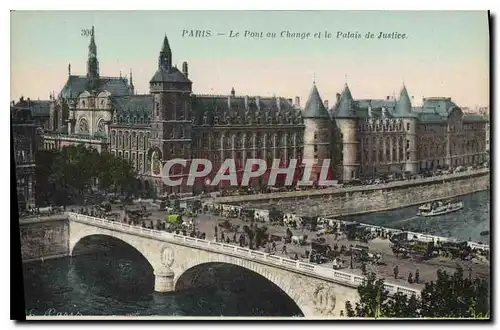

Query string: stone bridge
[67,213,419,318]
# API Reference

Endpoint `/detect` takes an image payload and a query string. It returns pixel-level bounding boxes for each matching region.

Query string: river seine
[342,190,490,245]
[22,190,489,317]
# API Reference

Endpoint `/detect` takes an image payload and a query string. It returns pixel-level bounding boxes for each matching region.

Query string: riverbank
[219,169,489,217]
[20,216,69,263]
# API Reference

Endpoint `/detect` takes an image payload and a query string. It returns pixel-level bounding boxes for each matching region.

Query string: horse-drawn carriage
[218,220,240,232]
[310,241,333,264]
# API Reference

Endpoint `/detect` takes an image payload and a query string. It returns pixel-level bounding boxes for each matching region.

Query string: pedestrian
[393,265,399,279]
[361,262,367,274]
[408,272,413,284]
[415,269,420,284]
[282,244,287,255]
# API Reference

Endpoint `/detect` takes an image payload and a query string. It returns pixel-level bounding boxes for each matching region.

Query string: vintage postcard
[11,10,490,320]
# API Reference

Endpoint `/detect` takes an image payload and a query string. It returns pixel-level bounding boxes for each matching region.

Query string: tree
[35,145,137,206]
[344,268,490,318]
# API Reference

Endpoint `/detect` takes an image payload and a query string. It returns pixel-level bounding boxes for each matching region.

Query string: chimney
[386,96,390,100]
[324,100,329,109]
[295,96,300,107]
[368,105,372,117]
[276,96,281,111]
[256,96,260,110]
[244,95,249,109]
[230,87,235,97]
[182,61,188,78]
[336,93,341,103]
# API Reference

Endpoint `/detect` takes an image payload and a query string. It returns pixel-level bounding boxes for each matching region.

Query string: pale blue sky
[11,10,489,107]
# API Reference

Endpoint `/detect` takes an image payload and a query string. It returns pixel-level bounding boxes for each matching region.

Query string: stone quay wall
[218,170,490,217]
[19,216,69,263]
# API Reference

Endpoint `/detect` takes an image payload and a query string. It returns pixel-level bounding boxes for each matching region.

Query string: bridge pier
[154,267,175,293]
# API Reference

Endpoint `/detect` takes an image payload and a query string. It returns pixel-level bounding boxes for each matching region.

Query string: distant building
[329,85,489,179]
[41,27,489,196]
[11,98,43,211]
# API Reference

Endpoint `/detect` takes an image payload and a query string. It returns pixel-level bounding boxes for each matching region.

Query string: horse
[291,235,308,245]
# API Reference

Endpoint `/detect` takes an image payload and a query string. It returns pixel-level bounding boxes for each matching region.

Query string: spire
[86,25,99,90]
[129,69,135,94]
[162,33,171,52]
[89,26,97,58]
[68,63,71,76]
[158,34,172,71]
[303,82,329,119]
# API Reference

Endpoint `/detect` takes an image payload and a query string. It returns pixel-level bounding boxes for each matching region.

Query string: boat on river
[417,199,464,217]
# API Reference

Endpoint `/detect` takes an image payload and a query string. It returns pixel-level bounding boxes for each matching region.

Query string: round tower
[332,83,359,182]
[395,84,418,174]
[302,82,332,184]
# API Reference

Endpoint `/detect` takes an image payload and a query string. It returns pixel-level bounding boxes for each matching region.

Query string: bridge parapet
[67,212,420,298]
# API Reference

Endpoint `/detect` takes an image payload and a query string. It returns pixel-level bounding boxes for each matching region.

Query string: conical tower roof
[303,83,330,119]
[334,83,356,118]
[395,84,416,117]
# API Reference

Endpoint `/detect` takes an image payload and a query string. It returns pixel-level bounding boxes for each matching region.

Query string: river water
[23,243,304,317]
[341,190,491,245]
[22,191,490,317]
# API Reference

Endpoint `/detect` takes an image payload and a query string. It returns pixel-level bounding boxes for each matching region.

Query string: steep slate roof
[149,66,191,84]
[59,75,131,99]
[302,83,330,119]
[422,97,460,117]
[463,113,489,123]
[190,94,302,125]
[112,94,153,124]
[394,85,418,118]
[328,84,485,124]
[13,100,51,117]
[331,83,357,118]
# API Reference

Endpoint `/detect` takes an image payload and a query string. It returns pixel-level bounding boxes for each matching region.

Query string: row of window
[110,130,150,150]
[360,120,410,132]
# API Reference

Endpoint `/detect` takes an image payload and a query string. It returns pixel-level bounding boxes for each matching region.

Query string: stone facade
[20,218,69,262]
[11,101,44,211]
[40,27,489,197]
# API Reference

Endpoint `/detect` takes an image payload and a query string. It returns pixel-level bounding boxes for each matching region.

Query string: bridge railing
[68,212,421,298]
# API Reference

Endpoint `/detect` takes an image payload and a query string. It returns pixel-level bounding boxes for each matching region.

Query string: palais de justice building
[42,28,489,195]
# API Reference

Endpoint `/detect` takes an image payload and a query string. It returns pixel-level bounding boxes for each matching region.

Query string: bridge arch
[173,256,314,317]
[70,234,154,269]
[68,221,164,272]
